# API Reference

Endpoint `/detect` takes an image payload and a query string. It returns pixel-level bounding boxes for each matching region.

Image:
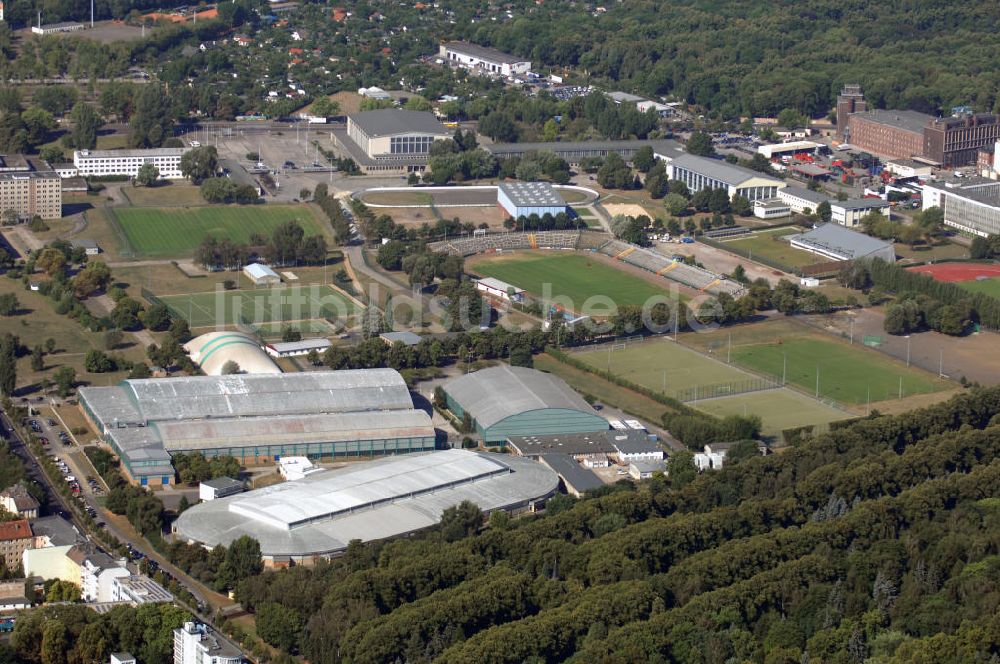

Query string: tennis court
[158,285,363,328]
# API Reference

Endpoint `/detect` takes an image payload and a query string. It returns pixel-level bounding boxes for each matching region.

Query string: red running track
[907,263,1000,283]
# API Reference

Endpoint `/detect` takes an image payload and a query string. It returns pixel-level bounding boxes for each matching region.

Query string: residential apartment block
[0,172,62,220]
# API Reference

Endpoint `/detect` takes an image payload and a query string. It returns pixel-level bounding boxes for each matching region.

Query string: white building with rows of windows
[438,41,531,78]
[661,153,785,201]
[73,148,191,179]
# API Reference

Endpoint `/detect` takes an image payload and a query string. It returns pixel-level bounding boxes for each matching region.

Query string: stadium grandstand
[443,365,609,443]
[183,331,281,375]
[78,371,436,487]
[595,239,745,296]
[429,230,582,256]
[172,449,559,564]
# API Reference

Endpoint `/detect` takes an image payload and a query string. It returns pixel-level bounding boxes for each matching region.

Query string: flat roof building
[73,148,190,179]
[506,429,662,461]
[199,477,244,502]
[174,622,242,664]
[337,109,450,173]
[379,331,422,346]
[173,450,558,563]
[78,370,436,487]
[444,365,609,443]
[537,454,604,497]
[439,41,531,78]
[778,186,831,215]
[922,178,1000,237]
[924,113,1000,167]
[31,22,85,35]
[484,139,683,165]
[830,198,891,227]
[790,223,895,263]
[664,153,785,201]
[497,181,567,219]
[243,262,280,285]
[0,171,62,220]
[475,277,525,303]
[265,338,332,357]
[846,110,932,160]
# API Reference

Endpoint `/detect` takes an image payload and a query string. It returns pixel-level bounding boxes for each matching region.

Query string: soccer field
[574,338,754,400]
[731,337,948,404]
[158,285,362,328]
[692,388,852,439]
[470,253,678,315]
[112,205,325,256]
[959,277,1000,299]
[723,227,821,269]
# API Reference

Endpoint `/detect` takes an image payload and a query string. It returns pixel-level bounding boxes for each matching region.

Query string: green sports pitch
[730,337,949,404]
[959,277,1000,299]
[574,338,755,399]
[111,205,325,256]
[692,388,852,439]
[470,253,679,315]
[157,285,363,328]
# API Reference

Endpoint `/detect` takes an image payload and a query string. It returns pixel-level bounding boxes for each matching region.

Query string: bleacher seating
[430,230,581,256]
[596,240,745,297]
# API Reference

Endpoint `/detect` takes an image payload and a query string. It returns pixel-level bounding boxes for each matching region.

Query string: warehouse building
[537,454,604,498]
[790,224,895,263]
[183,331,281,376]
[497,181,567,218]
[830,198,891,227]
[78,370,436,487]
[0,172,62,220]
[73,148,191,179]
[663,153,785,201]
[439,42,531,78]
[173,449,558,564]
[484,139,683,165]
[337,109,450,173]
[922,178,1000,237]
[443,366,609,443]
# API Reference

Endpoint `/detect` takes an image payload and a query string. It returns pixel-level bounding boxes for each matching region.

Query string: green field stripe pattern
[731,338,946,404]
[158,285,363,327]
[473,253,677,315]
[112,205,324,256]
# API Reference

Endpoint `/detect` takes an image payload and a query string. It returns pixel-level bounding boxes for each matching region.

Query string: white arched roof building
[183,331,281,376]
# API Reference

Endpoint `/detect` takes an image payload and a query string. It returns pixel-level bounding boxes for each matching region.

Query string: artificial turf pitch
[158,285,362,328]
[112,205,324,256]
[471,253,677,315]
[692,388,852,438]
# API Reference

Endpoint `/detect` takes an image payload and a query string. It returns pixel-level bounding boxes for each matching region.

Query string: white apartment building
[439,41,531,78]
[73,148,191,179]
[0,172,62,220]
[174,622,243,664]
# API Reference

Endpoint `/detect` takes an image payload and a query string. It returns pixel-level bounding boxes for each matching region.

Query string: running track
[907,263,1000,283]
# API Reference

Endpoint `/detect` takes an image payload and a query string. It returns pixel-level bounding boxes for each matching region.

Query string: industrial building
[439,42,531,78]
[836,84,868,138]
[0,172,62,220]
[662,153,785,201]
[172,449,559,563]
[506,428,662,461]
[336,109,450,173]
[199,477,244,502]
[923,113,1000,167]
[777,186,831,214]
[829,198,891,227]
[475,277,525,303]
[264,338,332,358]
[756,141,823,160]
[183,331,282,376]
[497,181,567,218]
[78,370,436,487]
[922,178,1000,237]
[789,224,895,263]
[846,110,931,159]
[443,366,609,443]
[31,21,85,35]
[537,454,604,498]
[73,148,191,179]
[484,139,683,165]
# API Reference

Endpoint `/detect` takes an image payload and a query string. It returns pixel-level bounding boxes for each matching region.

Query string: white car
[64,475,76,483]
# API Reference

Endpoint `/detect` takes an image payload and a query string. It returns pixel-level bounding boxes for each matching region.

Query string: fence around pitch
[696,235,802,276]
[672,376,781,402]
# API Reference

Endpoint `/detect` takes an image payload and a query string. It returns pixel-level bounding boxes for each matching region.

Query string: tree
[72,261,112,298]
[67,102,101,150]
[664,193,689,216]
[142,303,170,331]
[40,620,69,664]
[220,535,263,588]
[731,195,752,216]
[134,162,159,187]
[221,360,241,375]
[52,366,74,397]
[31,345,44,372]
[0,293,17,316]
[816,200,832,223]
[686,132,715,156]
[180,146,219,185]
[21,107,56,146]
[128,86,172,148]
[440,500,482,542]
[777,108,809,129]
[35,248,66,276]
[0,334,16,397]
[45,580,81,603]
[102,330,123,351]
[281,326,302,343]
[478,111,518,142]
[510,344,533,368]
[667,451,697,489]
[633,146,655,172]
[256,603,302,652]
[309,96,340,118]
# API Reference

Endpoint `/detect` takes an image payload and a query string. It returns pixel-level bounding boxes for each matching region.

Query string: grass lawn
[469,252,677,315]
[121,183,208,207]
[158,285,362,328]
[111,204,325,257]
[573,338,753,400]
[730,337,949,404]
[724,227,820,268]
[959,277,1000,299]
[893,240,969,263]
[692,388,852,440]
[559,189,592,204]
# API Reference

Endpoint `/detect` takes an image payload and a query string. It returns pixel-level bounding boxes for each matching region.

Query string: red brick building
[846,110,931,159]
[924,114,1000,167]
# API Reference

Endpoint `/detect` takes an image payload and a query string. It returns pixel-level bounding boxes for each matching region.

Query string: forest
[225,386,1000,663]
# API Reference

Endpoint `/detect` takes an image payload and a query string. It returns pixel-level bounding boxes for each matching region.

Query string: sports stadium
[172,449,559,564]
[78,370,436,486]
